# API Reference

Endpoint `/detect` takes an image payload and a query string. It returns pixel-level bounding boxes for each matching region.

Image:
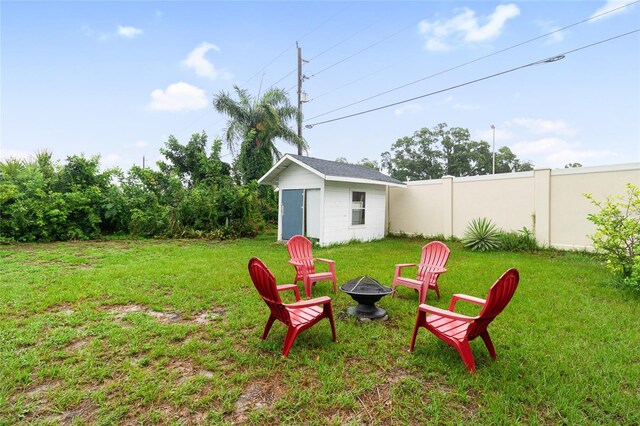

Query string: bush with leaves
[0,153,116,242]
[622,256,640,291]
[498,227,538,252]
[462,217,501,251]
[585,183,640,281]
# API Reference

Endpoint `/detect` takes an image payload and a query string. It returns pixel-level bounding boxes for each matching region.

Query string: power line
[307,9,398,62]
[304,29,640,129]
[274,6,410,90]
[309,18,417,79]
[241,43,295,88]
[305,0,640,122]
[262,5,353,91]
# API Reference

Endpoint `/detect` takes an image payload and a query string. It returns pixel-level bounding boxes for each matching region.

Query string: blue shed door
[282,189,304,240]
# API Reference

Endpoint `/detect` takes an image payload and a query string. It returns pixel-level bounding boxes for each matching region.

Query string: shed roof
[258,154,405,187]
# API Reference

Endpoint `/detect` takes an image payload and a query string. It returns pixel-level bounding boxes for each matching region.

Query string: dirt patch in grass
[147,310,183,323]
[65,337,92,352]
[13,380,62,420]
[358,367,412,412]
[47,399,98,425]
[105,304,226,326]
[167,358,215,384]
[108,304,145,319]
[230,374,286,423]
[46,303,75,315]
[191,309,225,325]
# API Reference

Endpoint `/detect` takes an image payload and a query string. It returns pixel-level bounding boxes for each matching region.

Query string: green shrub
[498,227,538,252]
[462,217,501,252]
[585,183,640,280]
[622,256,640,292]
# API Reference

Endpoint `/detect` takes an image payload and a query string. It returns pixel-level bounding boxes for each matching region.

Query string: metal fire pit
[340,276,393,320]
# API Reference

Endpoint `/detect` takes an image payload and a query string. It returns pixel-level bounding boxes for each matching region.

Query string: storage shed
[258,154,405,246]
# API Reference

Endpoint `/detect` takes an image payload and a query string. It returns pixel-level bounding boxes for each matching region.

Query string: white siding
[277,165,324,189]
[322,182,386,246]
[276,166,324,240]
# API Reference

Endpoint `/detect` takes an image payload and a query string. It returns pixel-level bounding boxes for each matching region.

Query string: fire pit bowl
[340,276,393,320]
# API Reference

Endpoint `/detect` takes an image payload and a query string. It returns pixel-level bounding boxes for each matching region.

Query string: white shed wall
[276,165,324,189]
[275,165,324,241]
[322,182,386,246]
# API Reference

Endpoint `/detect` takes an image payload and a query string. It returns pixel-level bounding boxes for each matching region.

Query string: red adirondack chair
[409,268,519,373]
[392,241,450,304]
[286,235,337,298]
[248,257,337,357]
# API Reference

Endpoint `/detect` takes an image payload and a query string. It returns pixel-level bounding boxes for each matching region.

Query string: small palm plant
[463,217,501,251]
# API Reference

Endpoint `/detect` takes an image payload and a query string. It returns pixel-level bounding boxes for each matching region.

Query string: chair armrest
[276,284,301,301]
[448,294,485,311]
[286,296,331,308]
[418,304,475,322]
[394,263,417,279]
[395,263,418,269]
[314,258,335,274]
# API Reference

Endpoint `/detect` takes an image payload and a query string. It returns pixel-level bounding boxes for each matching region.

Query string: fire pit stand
[340,276,393,320]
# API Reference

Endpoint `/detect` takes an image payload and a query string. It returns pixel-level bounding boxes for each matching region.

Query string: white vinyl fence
[387,163,640,250]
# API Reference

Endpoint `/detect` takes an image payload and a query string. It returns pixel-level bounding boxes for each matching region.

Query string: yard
[1,231,638,425]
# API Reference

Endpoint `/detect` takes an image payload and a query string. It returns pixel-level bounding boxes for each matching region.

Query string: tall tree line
[381,123,534,181]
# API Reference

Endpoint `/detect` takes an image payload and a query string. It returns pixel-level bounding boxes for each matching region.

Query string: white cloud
[182,42,233,80]
[589,0,636,21]
[534,21,565,44]
[510,138,617,167]
[477,126,515,143]
[147,82,208,112]
[418,4,520,51]
[510,118,577,136]
[133,140,149,148]
[117,25,143,39]
[511,137,572,156]
[394,103,423,116]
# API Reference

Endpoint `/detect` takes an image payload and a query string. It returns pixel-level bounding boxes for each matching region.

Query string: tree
[585,183,640,279]
[381,123,534,180]
[381,127,443,180]
[213,86,307,183]
[334,157,380,170]
[494,146,534,173]
[357,158,380,171]
[157,131,230,188]
[565,162,583,168]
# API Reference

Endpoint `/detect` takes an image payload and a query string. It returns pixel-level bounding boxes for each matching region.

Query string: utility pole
[296,41,303,154]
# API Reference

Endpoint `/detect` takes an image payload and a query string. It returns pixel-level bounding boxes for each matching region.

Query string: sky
[1,0,639,173]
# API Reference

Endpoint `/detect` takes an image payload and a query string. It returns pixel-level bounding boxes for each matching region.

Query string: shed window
[351,191,366,225]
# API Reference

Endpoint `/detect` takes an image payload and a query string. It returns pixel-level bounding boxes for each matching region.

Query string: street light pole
[490,125,496,174]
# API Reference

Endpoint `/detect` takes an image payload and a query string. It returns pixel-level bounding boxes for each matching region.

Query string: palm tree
[213,85,307,182]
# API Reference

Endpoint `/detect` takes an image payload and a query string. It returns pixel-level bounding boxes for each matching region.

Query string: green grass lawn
[1,231,639,425]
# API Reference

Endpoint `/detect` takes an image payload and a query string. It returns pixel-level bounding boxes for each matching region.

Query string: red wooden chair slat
[409,268,519,373]
[286,235,337,298]
[248,257,337,357]
[392,241,450,303]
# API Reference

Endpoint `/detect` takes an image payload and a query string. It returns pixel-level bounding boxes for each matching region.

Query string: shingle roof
[288,154,404,185]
